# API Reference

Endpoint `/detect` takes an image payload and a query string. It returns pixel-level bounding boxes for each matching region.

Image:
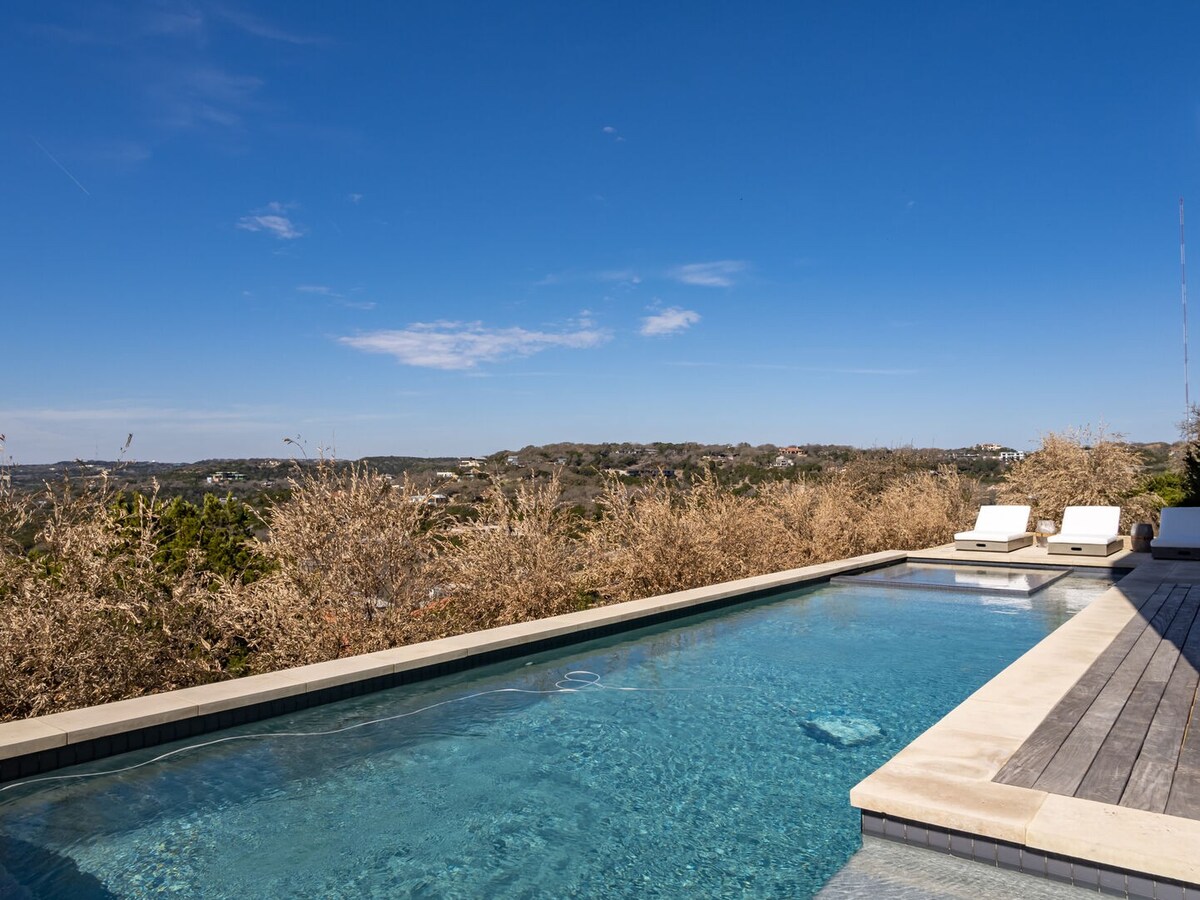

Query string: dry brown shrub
[583,465,979,604]
[221,461,441,671]
[0,475,226,720]
[997,428,1162,529]
[858,467,979,550]
[423,472,583,633]
[0,451,982,721]
[756,475,871,564]
[581,470,764,602]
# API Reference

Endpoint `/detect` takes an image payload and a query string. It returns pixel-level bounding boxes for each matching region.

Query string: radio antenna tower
[1182,197,1191,414]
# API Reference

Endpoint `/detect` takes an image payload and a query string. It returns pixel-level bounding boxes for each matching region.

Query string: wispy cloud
[140,5,205,39]
[43,4,320,46]
[210,6,325,45]
[239,202,304,239]
[641,307,700,337]
[670,260,746,287]
[33,8,311,136]
[348,192,363,204]
[153,65,266,129]
[601,124,626,142]
[339,321,610,370]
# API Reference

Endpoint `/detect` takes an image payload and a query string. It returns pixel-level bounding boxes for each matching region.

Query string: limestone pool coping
[850,555,1200,887]
[0,549,907,768]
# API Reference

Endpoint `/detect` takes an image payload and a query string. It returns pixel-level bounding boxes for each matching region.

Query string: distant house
[554,457,568,466]
[770,456,795,469]
[207,471,246,484]
[458,459,483,469]
[435,470,459,480]
[999,451,1026,462]
[780,446,805,456]
[506,455,522,466]
[976,443,1004,452]
[409,493,450,506]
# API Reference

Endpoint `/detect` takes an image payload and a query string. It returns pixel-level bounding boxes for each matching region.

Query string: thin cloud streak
[666,361,919,375]
[30,137,90,195]
[339,321,610,370]
[296,284,375,309]
[1,406,272,423]
[535,269,641,288]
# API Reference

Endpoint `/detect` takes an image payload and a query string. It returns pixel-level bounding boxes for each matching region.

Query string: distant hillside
[5,439,1182,509]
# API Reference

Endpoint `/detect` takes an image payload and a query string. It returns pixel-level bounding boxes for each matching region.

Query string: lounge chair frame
[1151,507,1200,559]
[953,505,1033,553]
[953,535,1034,553]
[1047,537,1124,558]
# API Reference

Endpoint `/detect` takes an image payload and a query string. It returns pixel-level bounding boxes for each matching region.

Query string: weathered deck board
[1166,608,1200,818]
[1124,589,1200,812]
[994,580,1200,823]
[1168,762,1200,819]
[1076,586,1200,804]
[994,584,1176,789]
[1031,588,1186,796]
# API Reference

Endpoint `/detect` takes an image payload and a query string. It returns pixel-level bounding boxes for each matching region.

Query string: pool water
[0,568,1114,899]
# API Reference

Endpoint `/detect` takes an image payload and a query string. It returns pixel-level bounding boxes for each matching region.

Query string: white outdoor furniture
[1047,506,1123,557]
[1151,507,1200,559]
[954,505,1033,552]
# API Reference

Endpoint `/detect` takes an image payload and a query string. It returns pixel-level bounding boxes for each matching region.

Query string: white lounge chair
[1151,508,1200,559]
[954,505,1032,552]
[1047,506,1122,557]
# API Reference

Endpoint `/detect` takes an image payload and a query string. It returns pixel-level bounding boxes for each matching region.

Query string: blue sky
[2,2,1198,462]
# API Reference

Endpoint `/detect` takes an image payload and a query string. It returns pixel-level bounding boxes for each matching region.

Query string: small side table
[1034,519,1057,549]
[1130,522,1154,553]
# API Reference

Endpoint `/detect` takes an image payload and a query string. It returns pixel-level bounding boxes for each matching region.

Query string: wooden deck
[994,581,1200,819]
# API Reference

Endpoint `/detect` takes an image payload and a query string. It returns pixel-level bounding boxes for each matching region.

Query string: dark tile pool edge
[0,552,908,785]
[860,812,1200,900]
[906,555,1136,577]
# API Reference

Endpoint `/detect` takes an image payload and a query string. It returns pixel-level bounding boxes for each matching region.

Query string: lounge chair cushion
[1152,507,1200,547]
[1056,506,1120,540]
[955,505,1030,543]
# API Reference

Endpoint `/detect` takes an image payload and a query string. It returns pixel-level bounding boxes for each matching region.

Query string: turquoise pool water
[0,568,1114,898]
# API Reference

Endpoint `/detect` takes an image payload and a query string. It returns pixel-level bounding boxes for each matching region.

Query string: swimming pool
[0,566,1115,898]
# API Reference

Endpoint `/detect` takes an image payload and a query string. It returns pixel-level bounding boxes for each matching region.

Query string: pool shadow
[0,834,117,900]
